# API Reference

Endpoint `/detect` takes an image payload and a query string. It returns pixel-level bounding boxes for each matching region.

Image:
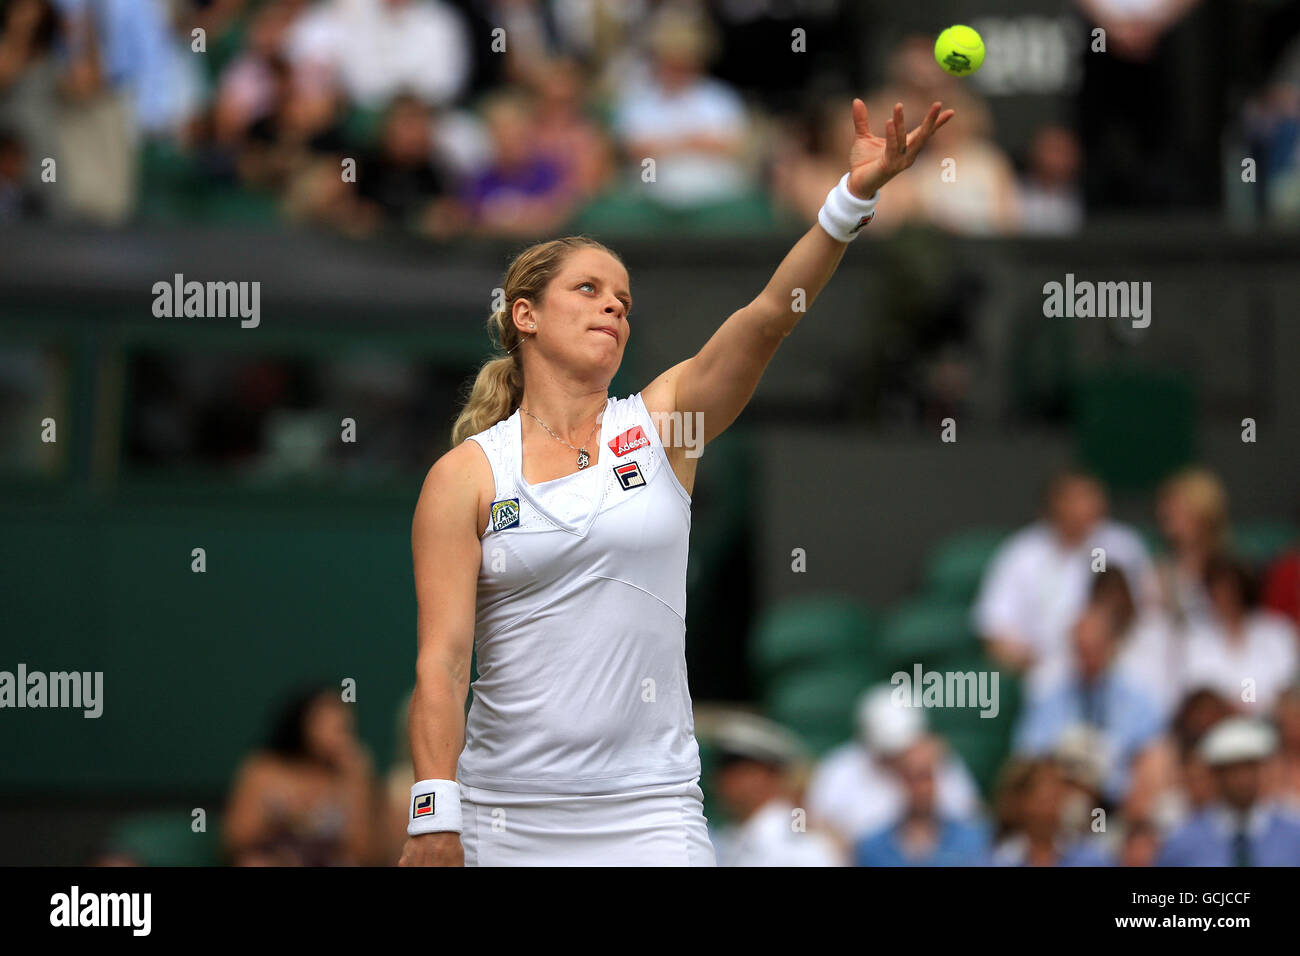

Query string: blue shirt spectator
[855,817,990,866]
[1157,805,1300,866]
[1015,669,1163,800]
[53,0,199,132]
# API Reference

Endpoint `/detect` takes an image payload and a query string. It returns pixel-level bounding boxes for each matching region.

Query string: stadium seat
[763,668,866,756]
[1233,520,1298,569]
[921,528,1010,603]
[107,811,222,867]
[877,598,980,671]
[749,596,879,686]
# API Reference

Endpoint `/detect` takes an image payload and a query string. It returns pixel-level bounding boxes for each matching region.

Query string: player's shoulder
[419,439,494,512]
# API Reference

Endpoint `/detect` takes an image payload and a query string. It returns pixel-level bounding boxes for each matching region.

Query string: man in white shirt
[805,685,981,846]
[286,0,471,108]
[611,8,750,208]
[972,470,1155,698]
[708,713,844,866]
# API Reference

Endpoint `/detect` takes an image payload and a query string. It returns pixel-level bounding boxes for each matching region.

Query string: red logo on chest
[608,425,650,457]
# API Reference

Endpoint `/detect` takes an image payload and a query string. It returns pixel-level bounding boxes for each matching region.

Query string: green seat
[922,528,1009,603]
[763,668,867,756]
[877,598,979,671]
[750,597,877,686]
[1233,520,1298,569]
[107,811,221,866]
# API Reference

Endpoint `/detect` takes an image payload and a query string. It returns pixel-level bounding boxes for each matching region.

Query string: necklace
[520,402,604,469]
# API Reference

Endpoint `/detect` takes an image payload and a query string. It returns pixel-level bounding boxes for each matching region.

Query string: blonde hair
[1159,467,1229,548]
[451,236,623,446]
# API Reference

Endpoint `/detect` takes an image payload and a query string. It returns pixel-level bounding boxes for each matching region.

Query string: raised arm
[643,99,953,445]
[398,441,486,866]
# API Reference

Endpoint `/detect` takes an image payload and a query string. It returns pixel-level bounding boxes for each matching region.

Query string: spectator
[769,94,856,224]
[708,713,843,866]
[353,93,460,235]
[1118,817,1160,866]
[0,0,61,203]
[1153,467,1229,629]
[1157,717,1300,865]
[1262,528,1300,630]
[1126,687,1233,831]
[1270,685,1300,811]
[876,86,1020,235]
[531,57,614,202]
[1014,576,1164,803]
[991,758,1111,866]
[805,684,981,848]
[236,57,348,194]
[1074,0,1219,211]
[212,0,305,147]
[854,736,990,866]
[611,7,752,209]
[0,128,43,220]
[1182,555,1299,712]
[973,469,1155,697]
[1017,124,1084,235]
[285,0,471,109]
[461,89,574,238]
[223,684,385,866]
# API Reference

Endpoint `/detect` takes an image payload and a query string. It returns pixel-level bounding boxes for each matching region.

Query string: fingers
[904,102,957,154]
[852,97,870,138]
[893,102,907,155]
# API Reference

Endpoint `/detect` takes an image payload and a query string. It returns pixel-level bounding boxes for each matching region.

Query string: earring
[530,323,536,329]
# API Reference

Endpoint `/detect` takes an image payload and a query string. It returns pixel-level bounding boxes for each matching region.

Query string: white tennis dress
[457,392,715,866]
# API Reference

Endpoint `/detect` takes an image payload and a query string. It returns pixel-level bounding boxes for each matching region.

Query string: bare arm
[643,100,953,444]
[398,442,486,866]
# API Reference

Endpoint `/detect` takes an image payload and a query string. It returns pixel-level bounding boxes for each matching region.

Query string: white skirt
[458,778,716,866]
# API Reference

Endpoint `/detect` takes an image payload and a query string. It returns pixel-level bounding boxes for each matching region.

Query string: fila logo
[608,425,650,457]
[413,792,434,818]
[491,498,520,531]
[614,461,645,490]
[850,211,875,233]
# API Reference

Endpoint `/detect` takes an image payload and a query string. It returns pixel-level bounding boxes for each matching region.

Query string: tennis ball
[935,25,985,77]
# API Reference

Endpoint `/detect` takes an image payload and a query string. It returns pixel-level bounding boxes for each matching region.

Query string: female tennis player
[399,97,954,866]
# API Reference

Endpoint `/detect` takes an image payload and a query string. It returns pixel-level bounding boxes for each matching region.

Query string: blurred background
[2,0,1300,866]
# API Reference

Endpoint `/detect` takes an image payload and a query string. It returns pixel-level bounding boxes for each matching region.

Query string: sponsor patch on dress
[608,425,650,457]
[614,461,645,490]
[490,498,521,531]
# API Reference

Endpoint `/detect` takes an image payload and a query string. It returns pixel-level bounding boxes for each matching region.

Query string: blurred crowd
[4,0,1296,236]
[704,466,1300,866]
[111,466,1295,867]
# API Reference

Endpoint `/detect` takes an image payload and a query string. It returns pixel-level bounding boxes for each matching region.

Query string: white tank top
[457,392,702,793]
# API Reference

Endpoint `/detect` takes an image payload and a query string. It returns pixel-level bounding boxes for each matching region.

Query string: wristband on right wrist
[408,779,463,836]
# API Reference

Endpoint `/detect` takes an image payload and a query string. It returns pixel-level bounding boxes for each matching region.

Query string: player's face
[532,248,631,377]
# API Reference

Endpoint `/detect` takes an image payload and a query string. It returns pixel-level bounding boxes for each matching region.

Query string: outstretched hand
[846,98,955,200]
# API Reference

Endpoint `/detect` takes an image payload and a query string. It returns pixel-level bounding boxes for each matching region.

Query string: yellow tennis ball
[935,25,985,77]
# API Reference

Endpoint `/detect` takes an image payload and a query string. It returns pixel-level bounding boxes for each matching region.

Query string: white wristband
[408,779,463,836]
[817,172,879,242]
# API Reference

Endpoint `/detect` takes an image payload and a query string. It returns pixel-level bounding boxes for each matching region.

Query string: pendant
[577,448,589,469]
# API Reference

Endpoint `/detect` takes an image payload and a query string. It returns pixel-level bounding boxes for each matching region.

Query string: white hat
[856,685,927,756]
[1198,717,1277,766]
[710,712,805,767]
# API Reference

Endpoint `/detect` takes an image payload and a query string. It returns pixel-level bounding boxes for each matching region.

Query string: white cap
[1198,717,1277,766]
[855,685,927,756]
